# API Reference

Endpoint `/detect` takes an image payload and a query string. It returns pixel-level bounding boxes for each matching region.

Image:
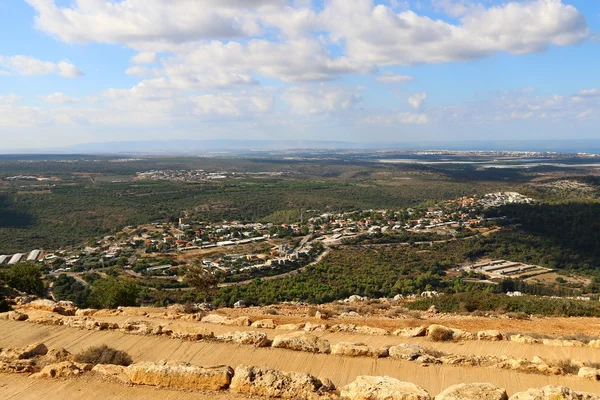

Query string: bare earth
[2,315,600,397]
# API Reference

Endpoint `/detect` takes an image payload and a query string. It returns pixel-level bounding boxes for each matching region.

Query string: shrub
[561,333,599,344]
[75,345,133,366]
[506,312,530,320]
[386,307,410,318]
[555,359,580,375]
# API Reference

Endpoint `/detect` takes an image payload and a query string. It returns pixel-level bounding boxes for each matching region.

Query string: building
[8,253,24,265]
[27,249,41,262]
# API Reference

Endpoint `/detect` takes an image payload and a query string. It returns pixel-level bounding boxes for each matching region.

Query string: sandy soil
[0,374,251,400]
[2,320,600,396]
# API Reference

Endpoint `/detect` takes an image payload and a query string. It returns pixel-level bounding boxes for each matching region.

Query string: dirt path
[1,320,600,396]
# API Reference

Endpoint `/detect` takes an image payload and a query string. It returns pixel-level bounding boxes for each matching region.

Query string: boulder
[216,331,271,347]
[348,295,367,303]
[56,301,78,316]
[0,343,48,360]
[341,376,431,400]
[477,330,504,341]
[28,299,62,313]
[588,340,600,349]
[509,335,541,345]
[75,309,98,317]
[509,386,600,400]
[201,314,230,325]
[332,342,389,358]
[394,326,426,338]
[0,359,37,373]
[427,325,454,341]
[388,344,424,361]
[272,331,331,354]
[578,367,600,381]
[435,383,507,400]
[126,361,233,391]
[341,311,361,318]
[46,348,72,363]
[230,364,336,400]
[32,361,92,379]
[451,329,476,341]
[121,319,154,335]
[428,305,438,314]
[92,363,131,384]
[304,322,329,332]
[356,326,391,336]
[251,319,276,329]
[8,311,29,321]
[276,323,306,331]
[227,316,252,326]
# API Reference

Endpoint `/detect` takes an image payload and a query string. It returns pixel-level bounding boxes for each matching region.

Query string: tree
[5,263,44,295]
[87,278,140,309]
[185,261,223,302]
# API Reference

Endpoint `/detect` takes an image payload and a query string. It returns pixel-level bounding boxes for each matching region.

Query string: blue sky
[0,0,599,150]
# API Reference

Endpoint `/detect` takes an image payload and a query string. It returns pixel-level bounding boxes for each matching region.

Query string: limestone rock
[201,314,230,325]
[436,383,507,400]
[32,361,92,379]
[427,325,454,341]
[578,367,600,381]
[510,334,541,345]
[75,309,98,317]
[332,342,389,358]
[428,305,438,314]
[234,300,246,309]
[0,359,37,373]
[230,364,336,400]
[227,316,252,327]
[0,343,48,360]
[251,319,276,329]
[272,331,331,354]
[276,323,306,331]
[46,348,72,363]
[394,326,426,338]
[452,329,476,341]
[477,330,504,341]
[304,322,329,332]
[92,364,131,383]
[121,319,154,335]
[126,361,233,391]
[509,386,600,400]
[8,311,29,321]
[356,326,391,336]
[28,299,62,313]
[389,344,424,360]
[341,375,431,400]
[216,331,271,347]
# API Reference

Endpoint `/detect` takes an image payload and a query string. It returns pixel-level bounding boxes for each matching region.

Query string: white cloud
[57,60,84,77]
[408,92,427,110]
[0,93,22,103]
[125,66,161,77]
[39,92,78,104]
[432,0,482,18]
[363,112,429,125]
[192,92,273,116]
[282,85,361,114]
[576,89,600,98]
[376,72,414,83]
[0,55,56,76]
[0,55,83,78]
[131,52,158,64]
[322,0,588,66]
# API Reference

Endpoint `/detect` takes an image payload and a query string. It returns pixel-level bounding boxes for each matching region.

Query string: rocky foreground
[0,340,598,400]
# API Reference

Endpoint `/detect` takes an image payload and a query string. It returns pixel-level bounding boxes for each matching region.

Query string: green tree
[5,263,44,295]
[185,262,223,302]
[87,279,140,309]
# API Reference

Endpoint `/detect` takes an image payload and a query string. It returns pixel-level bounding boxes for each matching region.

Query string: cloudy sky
[0,0,599,149]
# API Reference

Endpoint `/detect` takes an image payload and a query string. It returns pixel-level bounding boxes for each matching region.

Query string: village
[0,192,535,284]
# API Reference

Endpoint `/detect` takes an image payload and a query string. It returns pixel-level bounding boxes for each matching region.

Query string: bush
[75,345,133,366]
[555,359,580,375]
